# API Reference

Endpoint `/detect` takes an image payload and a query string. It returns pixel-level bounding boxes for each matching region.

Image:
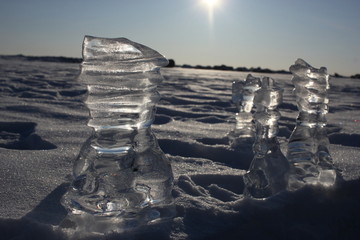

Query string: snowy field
[1,57,360,239]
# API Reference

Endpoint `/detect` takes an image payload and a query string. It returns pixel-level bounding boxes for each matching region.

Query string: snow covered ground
[1,57,360,239]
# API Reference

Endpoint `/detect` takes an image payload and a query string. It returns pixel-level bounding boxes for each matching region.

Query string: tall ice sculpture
[61,36,174,235]
[287,59,336,191]
[243,77,289,198]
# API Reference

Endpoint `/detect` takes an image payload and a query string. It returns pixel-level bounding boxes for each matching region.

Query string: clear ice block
[243,77,289,199]
[287,59,336,191]
[228,74,261,149]
[61,36,174,235]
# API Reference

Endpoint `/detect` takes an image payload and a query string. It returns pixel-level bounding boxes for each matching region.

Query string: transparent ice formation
[287,59,336,191]
[61,36,174,235]
[243,77,289,199]
[228,74,261,149]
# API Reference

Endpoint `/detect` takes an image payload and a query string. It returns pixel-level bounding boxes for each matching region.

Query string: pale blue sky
[0,0,359,75]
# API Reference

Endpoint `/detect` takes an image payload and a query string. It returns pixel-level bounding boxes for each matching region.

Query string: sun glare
[202,0,219,8]
[200,0,222,27]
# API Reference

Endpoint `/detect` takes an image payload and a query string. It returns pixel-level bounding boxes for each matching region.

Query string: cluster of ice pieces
[231,59,337,199]
[59,36,337,236]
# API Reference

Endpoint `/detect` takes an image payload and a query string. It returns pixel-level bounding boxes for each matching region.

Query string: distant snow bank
[0,54,82,64]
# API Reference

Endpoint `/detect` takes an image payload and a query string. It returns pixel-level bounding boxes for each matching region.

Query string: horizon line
[1,54,359,78]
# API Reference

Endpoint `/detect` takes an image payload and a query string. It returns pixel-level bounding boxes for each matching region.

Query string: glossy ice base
[244,138,289,199]
[58,204,175,238]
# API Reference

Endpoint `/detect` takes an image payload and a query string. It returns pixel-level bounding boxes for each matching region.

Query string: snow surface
[1,58,360,239]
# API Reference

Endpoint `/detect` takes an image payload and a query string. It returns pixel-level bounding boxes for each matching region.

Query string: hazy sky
[0,0,359,75]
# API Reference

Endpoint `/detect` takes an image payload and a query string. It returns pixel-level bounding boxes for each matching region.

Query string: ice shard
[287,59,336,191]
[243,77,289,199]
[61,36,174,235]
[228,74,261,149]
